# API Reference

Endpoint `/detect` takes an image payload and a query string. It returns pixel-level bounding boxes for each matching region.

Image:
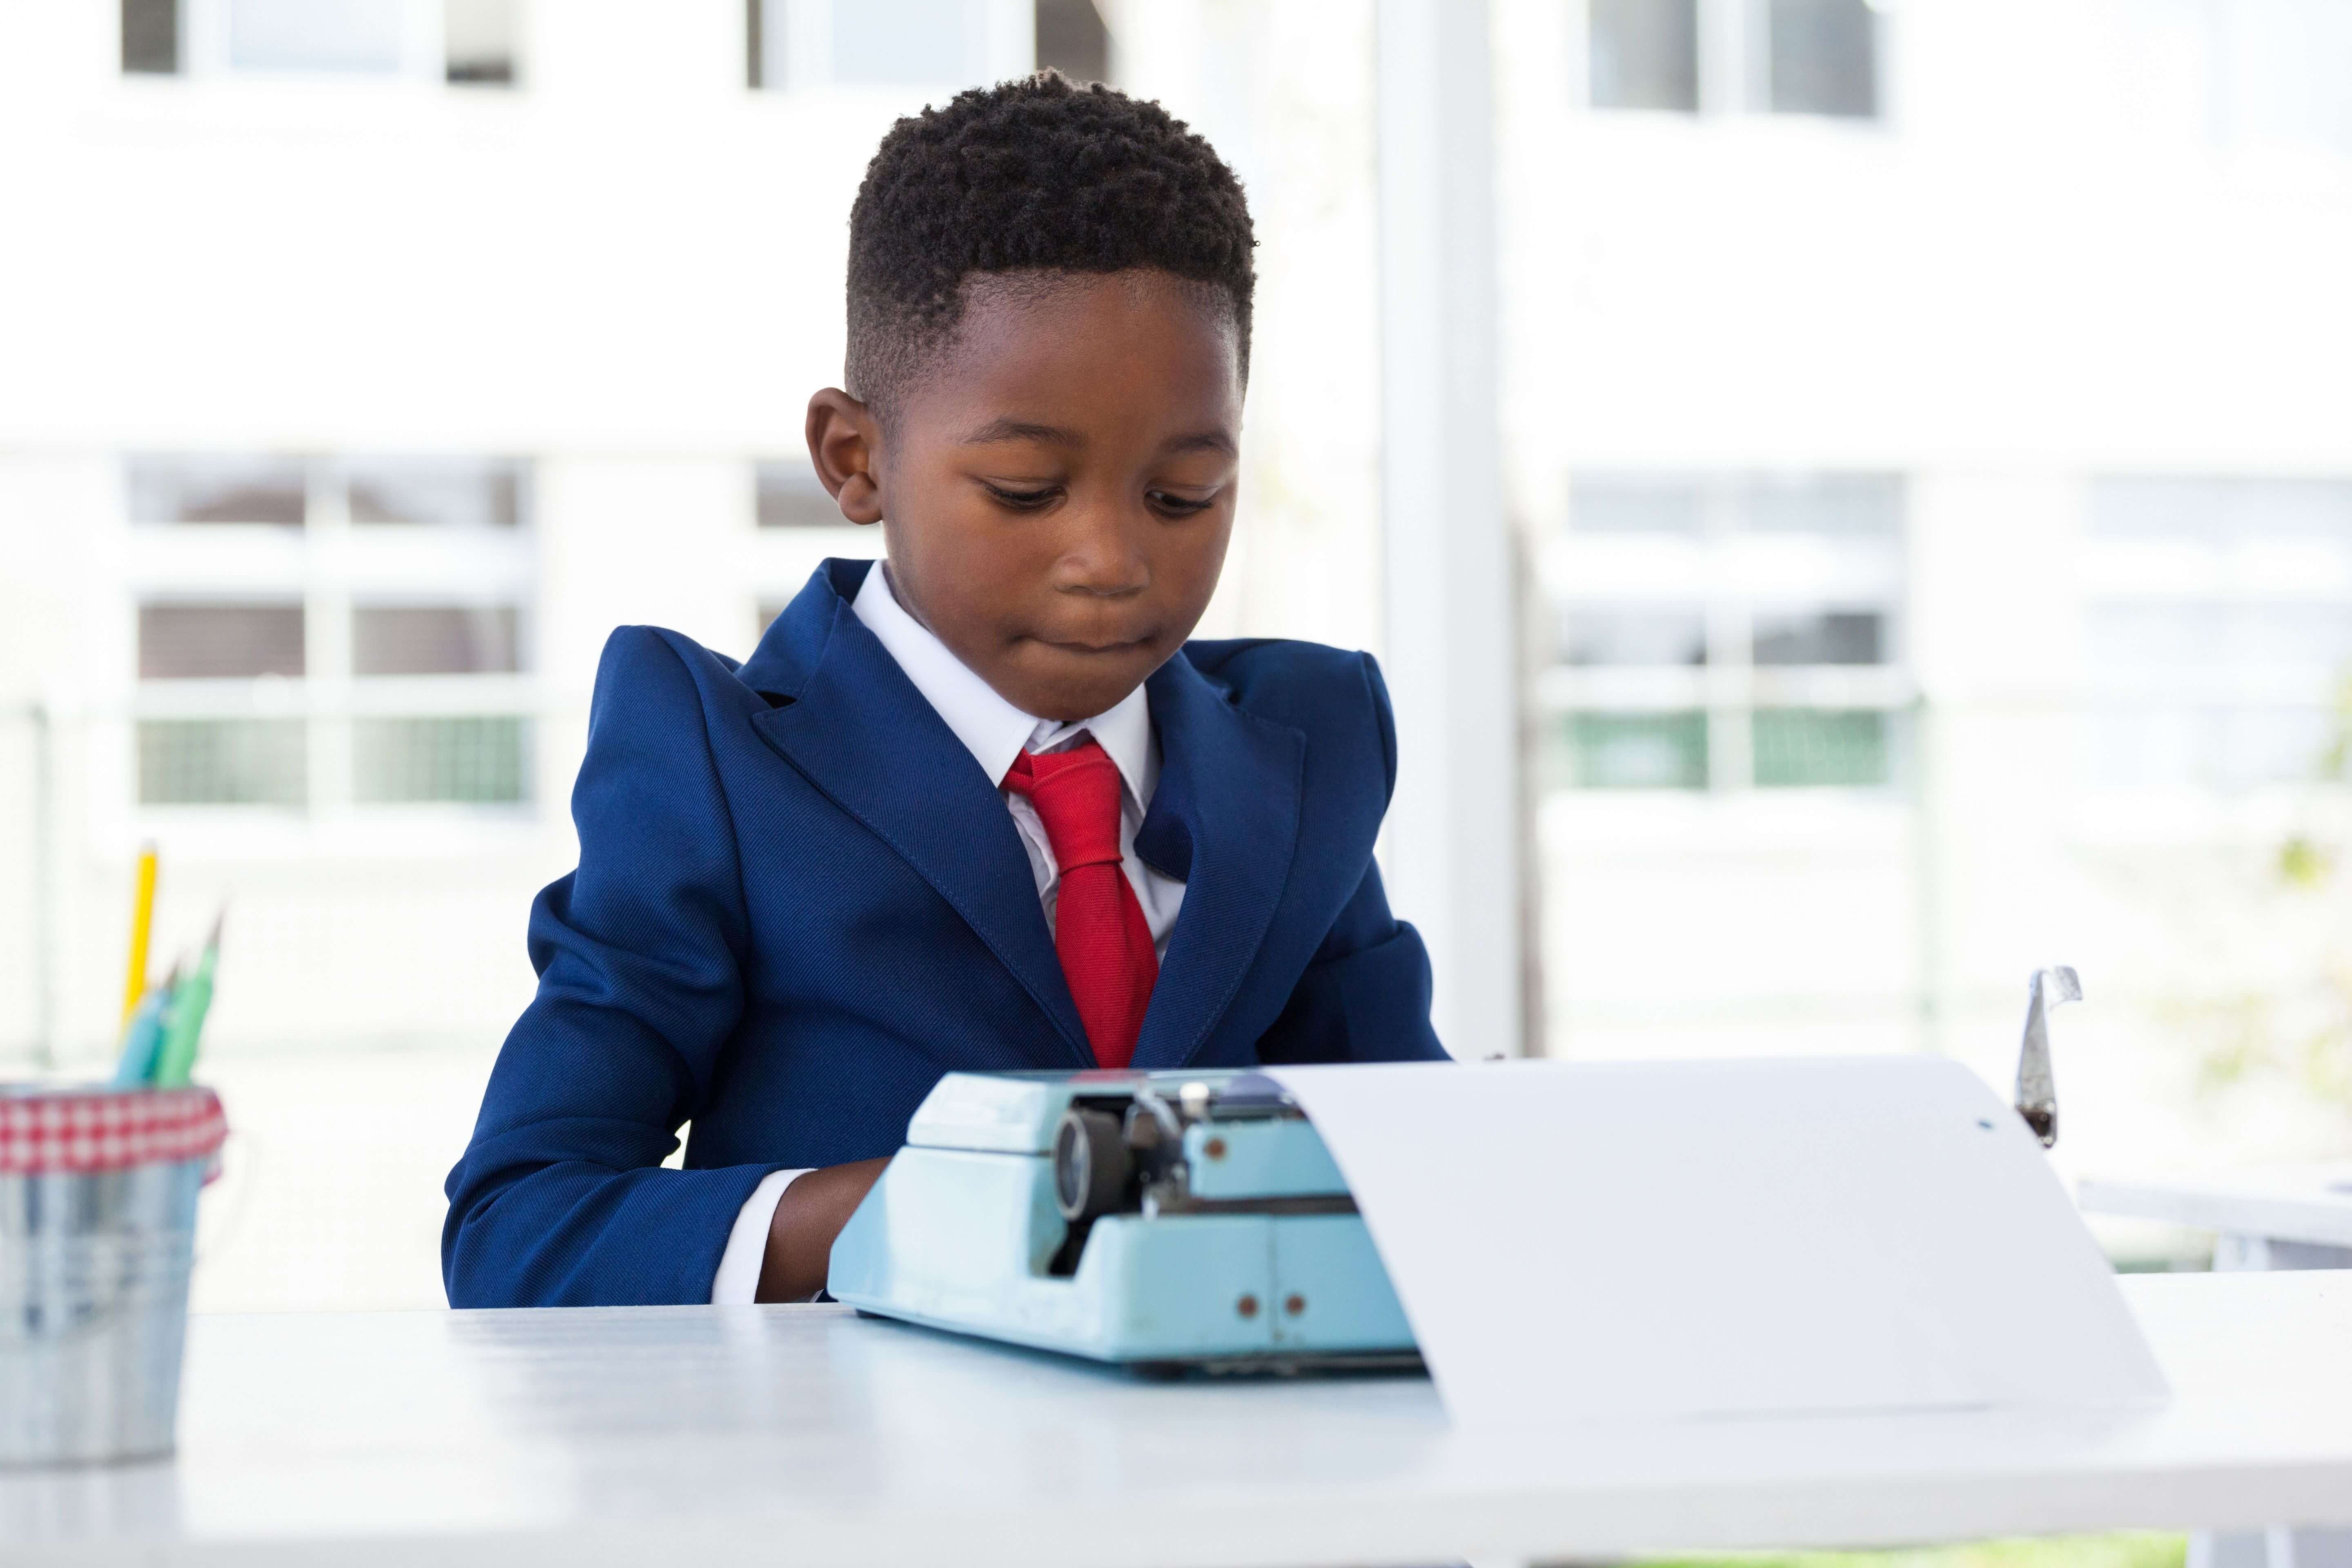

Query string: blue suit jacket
[443,558,1448,1307]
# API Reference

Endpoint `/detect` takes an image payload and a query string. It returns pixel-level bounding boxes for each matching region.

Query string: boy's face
[807,269,1241,723]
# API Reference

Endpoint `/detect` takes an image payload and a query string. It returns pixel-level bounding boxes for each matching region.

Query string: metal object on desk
[0,1086,227,1467]
[2014,965,2079,1147]
[827,1070,1418,1372]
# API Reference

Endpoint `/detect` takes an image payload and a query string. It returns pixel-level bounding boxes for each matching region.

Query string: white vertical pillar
[1375,0,1523,1058]
[979,0,1036,81]
[1104,0,1204,116]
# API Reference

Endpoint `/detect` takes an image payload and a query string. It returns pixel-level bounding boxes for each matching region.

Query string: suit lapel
[745,565,1092,1067]
[1129,655,1306,1070]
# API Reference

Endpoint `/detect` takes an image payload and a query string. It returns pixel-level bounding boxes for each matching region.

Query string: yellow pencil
[120,842,158,1031]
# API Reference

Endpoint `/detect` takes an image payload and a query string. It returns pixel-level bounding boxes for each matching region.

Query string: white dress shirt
[708,562,1187,1304]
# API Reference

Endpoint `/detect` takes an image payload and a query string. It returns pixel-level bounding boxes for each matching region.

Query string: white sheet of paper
[1266,1056,2168,1428]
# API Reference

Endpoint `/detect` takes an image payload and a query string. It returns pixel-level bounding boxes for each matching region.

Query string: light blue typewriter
[826,1070,1420,1373]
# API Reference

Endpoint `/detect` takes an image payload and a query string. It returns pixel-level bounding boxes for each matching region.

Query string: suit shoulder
[589,626,758,736]
[1178,639,1395,796]
[1179,637,1380,711]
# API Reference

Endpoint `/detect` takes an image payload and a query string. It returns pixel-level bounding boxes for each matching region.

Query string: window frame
[1578,0,1889,123]
[2076,475,2352,802]
[746,0,1036,94]
[1539,470,1914,795]
[119,453,541,829]
[129,0,521,88]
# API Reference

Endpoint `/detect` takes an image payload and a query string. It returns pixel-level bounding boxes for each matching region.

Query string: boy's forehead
[905,269,1244,434]
[955,268,1240,361]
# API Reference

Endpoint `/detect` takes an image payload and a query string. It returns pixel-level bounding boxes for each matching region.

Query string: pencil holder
[0,1085,227,1468]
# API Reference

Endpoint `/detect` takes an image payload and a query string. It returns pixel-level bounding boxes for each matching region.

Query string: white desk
[5,1272,2350,1568]
[2079,1168,2352,1568]
[2080,1164,2352,1271]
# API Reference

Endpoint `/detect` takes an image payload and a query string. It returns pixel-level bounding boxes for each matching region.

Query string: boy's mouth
[1036,635,1154,656]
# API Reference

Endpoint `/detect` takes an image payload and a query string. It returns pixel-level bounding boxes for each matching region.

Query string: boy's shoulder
[1176,637,1397,786]
[581,626,777,754]
[1179,637,1388,709]
[594,624,749,695]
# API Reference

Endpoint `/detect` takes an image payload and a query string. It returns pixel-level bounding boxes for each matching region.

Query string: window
[140,720,307,807]
[1540,472,1909,791]
[1035,0,1110,85]
[122,0,521,85]
[128,454,306,526]
[748,0,1029,92]
[1588,0,1697,112]
[2081,479,2352,795]
[350,455,524,527]
[352,607,519,676]
[140,603,305,679]
[1585,0,1879,120]
[1766,0,1875,117]
[748,0,774,87]
[755,460,843,528]
[354,717,527,803]
[1561,606,1707,667]
[1561,712,1709,789]
[1751,707,1887,787]
[442,0,519,85]
[122,0,179,74]
[126,454,536,812]
[1752,610,1882,665]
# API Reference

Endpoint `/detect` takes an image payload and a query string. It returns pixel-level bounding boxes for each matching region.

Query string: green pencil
[152,912,223,1089]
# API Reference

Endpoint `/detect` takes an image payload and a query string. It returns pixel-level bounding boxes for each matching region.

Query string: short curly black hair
[845,71,1256,424]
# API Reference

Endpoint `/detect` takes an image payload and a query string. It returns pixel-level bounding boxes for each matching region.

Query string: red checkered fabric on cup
[0,1087,228,1175]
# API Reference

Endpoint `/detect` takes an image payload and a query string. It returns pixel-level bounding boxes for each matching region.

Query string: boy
[443,73,1448,1310]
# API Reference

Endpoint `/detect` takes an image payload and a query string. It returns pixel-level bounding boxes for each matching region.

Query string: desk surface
[2079,1164,2352,1248]
[6,1273,2351,1568]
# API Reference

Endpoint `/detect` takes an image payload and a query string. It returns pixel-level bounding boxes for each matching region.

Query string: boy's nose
[1049,504,1151,597]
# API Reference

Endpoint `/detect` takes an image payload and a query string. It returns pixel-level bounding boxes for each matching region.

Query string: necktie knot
[1002,739,1125,871]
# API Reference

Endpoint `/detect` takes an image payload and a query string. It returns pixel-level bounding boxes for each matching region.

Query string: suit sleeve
[442,627,784,1307]
[1254,654,1452,1065]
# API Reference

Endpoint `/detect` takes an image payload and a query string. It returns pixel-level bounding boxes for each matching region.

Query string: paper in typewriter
[1266,1058,2167,1428]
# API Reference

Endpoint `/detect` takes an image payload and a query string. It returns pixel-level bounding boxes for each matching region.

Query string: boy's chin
[996,649,1164,724]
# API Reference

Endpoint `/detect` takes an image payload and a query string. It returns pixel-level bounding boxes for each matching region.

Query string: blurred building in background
[1498,0,2352,1187]
[0,0,2346,1309]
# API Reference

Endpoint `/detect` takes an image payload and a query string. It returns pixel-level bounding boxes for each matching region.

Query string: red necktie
[1002,737,1157,1069]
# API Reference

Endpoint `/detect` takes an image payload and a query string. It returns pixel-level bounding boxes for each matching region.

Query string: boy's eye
[1147,490,1218,516]
[982,482,1061,510]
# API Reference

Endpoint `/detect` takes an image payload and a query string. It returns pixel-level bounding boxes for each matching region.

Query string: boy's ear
[804,388,886,526]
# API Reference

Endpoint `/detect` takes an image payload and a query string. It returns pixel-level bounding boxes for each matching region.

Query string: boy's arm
[751,1156,892,1301]
[1253,858,1451,1064]
[1252,648,1449,1065]
[443,627,788,1307]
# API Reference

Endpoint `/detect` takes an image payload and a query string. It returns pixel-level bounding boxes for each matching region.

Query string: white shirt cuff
[710,1168,807,1305]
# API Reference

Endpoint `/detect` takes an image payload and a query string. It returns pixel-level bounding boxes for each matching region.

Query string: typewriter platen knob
[1053,1108,1131,1223]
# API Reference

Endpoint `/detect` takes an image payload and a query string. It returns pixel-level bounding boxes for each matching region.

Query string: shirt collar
[851,562,1156,806]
